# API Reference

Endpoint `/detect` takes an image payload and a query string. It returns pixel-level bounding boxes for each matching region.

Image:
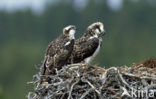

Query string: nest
[28,58,156,99]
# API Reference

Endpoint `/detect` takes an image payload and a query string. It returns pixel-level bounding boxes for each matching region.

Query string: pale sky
[0,0,48,13]
[0,0,123,13]
[107,0,123,11]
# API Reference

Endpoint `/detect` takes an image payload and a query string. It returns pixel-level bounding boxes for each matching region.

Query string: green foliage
[0,0,156,99]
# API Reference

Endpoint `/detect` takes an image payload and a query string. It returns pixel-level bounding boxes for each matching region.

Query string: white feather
[95,29,100,34]
[65,41,71,46]
[100,25,104,32]
[64,26,71,31]
[89,34,98,40]
[69,29,75,39]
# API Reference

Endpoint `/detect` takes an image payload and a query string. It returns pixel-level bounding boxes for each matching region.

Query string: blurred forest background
[0,0,156,99]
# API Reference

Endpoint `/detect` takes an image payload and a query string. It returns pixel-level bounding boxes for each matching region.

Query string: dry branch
[28,58,156,99]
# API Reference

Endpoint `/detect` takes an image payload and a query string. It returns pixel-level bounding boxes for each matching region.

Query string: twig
[118,69,135,90]
[84,79,100,95]
[28,63,156,99]
[80,88,92,99]
[143,84,156,90]
[67,79,80,99]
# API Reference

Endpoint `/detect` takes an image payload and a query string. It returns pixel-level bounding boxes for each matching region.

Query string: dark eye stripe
[96,26,101,32]
[98,27,101,32]
[67,28,71,33]
[67,27,74,32]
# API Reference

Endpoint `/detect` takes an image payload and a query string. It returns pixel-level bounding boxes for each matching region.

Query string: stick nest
[27,58,156,99]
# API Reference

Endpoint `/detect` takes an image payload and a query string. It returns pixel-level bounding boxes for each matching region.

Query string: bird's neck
[59,34,67,39]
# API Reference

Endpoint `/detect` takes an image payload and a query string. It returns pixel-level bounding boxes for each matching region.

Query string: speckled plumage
[67,22,105,64]
[42,25,76,75]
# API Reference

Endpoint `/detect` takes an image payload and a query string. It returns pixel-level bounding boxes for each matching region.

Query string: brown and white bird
[42,25,76,75]
[67,22,105,64]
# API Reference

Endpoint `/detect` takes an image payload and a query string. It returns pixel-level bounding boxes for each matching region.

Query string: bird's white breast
[69,30,75,39]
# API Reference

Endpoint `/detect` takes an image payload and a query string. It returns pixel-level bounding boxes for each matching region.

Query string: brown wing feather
[67,37,99,64]
[46,35,65,57]
[42,35,74,75]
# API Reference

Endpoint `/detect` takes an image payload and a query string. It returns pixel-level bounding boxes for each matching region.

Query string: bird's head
[63,25,76,40]
[85,22,105,38]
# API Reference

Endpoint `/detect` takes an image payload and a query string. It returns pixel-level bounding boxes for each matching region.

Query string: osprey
[67,22,105,64]
[42,25,76,75]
